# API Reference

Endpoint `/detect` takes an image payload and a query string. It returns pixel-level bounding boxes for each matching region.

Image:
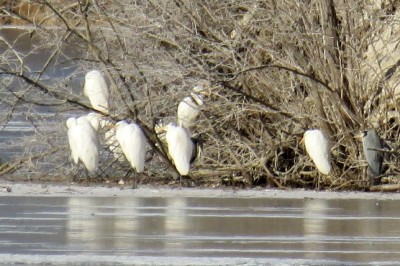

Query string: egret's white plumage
[115,121,147,172]
[66,118,80,164]
[84,70,109,114]
[177,87,205,131]
[303,129,331,175]
[165,123,194,175]
[66,116,100,173]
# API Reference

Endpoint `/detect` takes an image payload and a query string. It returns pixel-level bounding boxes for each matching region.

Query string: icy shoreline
[0,181,398,200]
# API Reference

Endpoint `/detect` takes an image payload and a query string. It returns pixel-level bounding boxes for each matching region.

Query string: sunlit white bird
[165,123,195,176]
[177,85,210,133]
[115,121,147,174]
[84,70,109,114]
[303,129,332,175]
[66,115,100,174]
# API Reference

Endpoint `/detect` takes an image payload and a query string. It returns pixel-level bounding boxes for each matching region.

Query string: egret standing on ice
[84,70,109,114]
[66,115,100,179]
[361,129,384,178]
[115,121,147,187]
[165,123,195,176]
[303,129,332,175]
[177,85,210,133]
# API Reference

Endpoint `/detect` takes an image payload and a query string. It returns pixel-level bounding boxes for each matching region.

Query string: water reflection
[303,198,328,259]
[164,197,188,253]
[0,28,79,79]
[0,196,400,263]
[0,29,82,162]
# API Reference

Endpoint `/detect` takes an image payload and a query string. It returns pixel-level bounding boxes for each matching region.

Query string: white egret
[115,121,147,186]
[361,129,384,177]
[177,85,210,133]
[165,123,195,176]
[303,129,332,175]
[84,70,109,114]
[66,115,100,175]
[154,119,203,164]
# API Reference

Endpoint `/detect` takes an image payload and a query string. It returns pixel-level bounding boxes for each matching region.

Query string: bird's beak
[200,87,212,97]
[300,136,305,146]
[196,82,212,97]
[354,132,363,140]
[105,124,115,131]
[154,124,167,134]
[99,119,114,130]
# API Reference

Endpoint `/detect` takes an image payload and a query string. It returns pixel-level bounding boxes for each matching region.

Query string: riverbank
[1,180,399,200]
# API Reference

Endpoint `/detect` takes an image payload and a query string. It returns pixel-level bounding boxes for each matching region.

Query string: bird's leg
[122,168,132,184]
[72,162,84,184]
[367,168,380,186]
[85,168,90,186]
[69,160,80,183]
[71,165,79,183]
[132,170,138,189]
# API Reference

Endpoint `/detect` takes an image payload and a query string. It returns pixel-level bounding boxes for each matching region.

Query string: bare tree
[0,0,399,190]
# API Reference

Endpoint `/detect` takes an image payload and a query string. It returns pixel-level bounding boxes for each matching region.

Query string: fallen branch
[369,183,400,192]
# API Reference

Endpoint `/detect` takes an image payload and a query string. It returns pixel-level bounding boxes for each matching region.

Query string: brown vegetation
[0,0,400,190]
